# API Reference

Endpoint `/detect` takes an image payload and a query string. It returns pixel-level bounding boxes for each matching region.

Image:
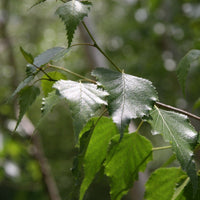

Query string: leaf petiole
[152,146,172,151]
[47,64,96,84]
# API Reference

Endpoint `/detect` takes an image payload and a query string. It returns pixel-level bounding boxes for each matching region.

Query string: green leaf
[11,76,34,98]
[193,98,200,110]
[104,132,153,200]
[183,176,200,200]
[177,49,200,93]
[92,68,158,134]
[34,47,69,67]
[15,86,40,130]
[41,71,67,97]
[55,0,92,47]
[79,117,119,200]
[53,80,108,139]
[145,167,186,200]
[26,64,38,77]
[41,90,61,117]
[20,47,34,64]
[30,0,47,9]
[148,107,198,193]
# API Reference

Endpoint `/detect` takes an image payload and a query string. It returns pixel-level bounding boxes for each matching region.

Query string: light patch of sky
[4,161,20,178]
[134,8,148,23]
[153,23,166,35]
[164,58,176,71]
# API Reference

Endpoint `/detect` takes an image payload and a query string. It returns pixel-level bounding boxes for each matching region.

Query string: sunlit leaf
[53,80,108,138]
[148,107,198,193]
[92,68,158,134]
[177,49,200,93]
[55,0,92,47]
[104,132,152,200]
[79,117,119,200]
[145,167,187,200]
[15,86,40,130]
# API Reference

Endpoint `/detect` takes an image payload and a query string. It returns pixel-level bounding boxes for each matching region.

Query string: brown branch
[156,101,200,121]
[1,1,61,200]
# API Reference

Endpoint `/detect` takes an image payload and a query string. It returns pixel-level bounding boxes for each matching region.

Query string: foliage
[5,0,200,199]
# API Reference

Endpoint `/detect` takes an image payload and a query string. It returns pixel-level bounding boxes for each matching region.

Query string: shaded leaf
[15,86,40,130]
[53,80,108,138]
[20,47,34,64]
[148,107,198,193]
[177,49,200,93]
[79,117,119,200]
[26,64,37,77]
[41,71,67,96]
[183,176,200,200]
[92,68,158,134]
[104,132,152,200]
[193,98,200,110]
[34,47,69,67]
[55,0,92,47]
[41,90,61,117]
[30,0,47,9]
[11,76,34,99]
[145,167,186,200]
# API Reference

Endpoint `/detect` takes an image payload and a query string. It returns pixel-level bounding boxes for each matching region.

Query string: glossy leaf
[55,0,92,47]
[41,71,67,97]
[104,132,152,200]
[15,86,40,130]
[41,91,61,117]
[20,47,34,64]
[79,117,119,200]
[149,107,198,192]
[92,68,158,134]
[34,47,69,67]
[145,167,186,200]
[177,49,200,93]
[53,80,108,138]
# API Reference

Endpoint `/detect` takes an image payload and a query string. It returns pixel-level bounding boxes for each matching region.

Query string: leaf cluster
[11,1,200,200]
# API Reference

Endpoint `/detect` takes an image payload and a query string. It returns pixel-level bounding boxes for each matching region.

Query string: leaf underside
[53,80,108,139]
[92,68,158,134]
[177,49,200,93]
[104,132,153,200]
[55,0,92,47]
[145,167,186,200]
[79,117,119,200]
[148,107,198,193]
[41,90,61,117]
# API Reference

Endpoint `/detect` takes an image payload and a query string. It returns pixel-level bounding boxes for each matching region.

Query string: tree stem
[47,64,96,84]
[156,101,200,121]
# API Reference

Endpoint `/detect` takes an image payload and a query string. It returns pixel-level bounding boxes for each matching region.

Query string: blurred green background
[0,0,200,199]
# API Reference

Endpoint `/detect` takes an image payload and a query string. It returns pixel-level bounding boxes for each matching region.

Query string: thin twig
[47,64,96,84]
[82,21,122,72]
[156,101,200,121]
